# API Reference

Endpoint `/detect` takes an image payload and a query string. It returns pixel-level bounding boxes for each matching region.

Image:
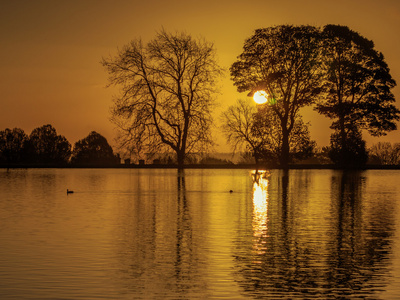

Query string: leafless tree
[221,99,314,165]
[220,99,266,163]
[102,30,223,166]
[369,142,400,165]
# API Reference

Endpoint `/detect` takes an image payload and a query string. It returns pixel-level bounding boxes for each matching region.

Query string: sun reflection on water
[251,170,270,256]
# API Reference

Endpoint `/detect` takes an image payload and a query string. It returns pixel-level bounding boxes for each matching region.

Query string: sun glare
[253,90,268,104]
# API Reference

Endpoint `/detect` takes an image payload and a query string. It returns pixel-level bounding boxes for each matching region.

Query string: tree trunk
[339,113,346,150]
[338,81,346,153]
[177,150,185,169]
[280,128,290,169]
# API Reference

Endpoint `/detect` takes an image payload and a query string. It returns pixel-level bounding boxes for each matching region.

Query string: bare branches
[220,99,258,154]
[221,99,314,164]
[102,30,222,164]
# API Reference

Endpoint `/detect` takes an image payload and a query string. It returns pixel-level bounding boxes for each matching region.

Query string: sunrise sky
[1,0,399,152]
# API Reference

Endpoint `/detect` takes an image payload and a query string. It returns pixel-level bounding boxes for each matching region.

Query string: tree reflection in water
[114,169,209,298]
[175,169,194,291]
[234,170,395,299]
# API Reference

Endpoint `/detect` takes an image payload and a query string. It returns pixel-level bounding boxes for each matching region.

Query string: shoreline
[2,164,400,170]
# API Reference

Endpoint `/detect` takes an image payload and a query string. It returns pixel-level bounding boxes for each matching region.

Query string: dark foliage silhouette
[231,25,324,168]
[28,124,71,165]
[329,127,368,168]
[0,125,121,167]
[252,105,315,164]
[71,131,119,165]
[0,128,29,164]
[317,25,399,167]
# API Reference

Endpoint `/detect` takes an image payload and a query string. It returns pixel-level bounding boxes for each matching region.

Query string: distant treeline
[0,124,120,167]
[2,124,400,168]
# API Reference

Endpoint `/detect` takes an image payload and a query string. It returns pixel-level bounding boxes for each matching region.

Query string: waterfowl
[67,189,74,194]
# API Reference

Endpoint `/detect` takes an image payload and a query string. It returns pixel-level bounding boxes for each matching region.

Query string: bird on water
[67,189,74,194]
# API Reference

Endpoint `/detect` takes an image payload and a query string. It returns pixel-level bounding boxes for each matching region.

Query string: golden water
[1,168,400,299]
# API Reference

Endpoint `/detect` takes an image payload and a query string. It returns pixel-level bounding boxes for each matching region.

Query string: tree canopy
[229,24,399,167]
[317,25,399,166]
[102,30,223,166]
[0,125,120,167]
[230,25,324,167]
[71,131,119,165]
[0,128,29,164]
[28,124,71,165]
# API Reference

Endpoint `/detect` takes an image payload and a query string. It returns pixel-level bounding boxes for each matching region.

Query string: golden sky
[1,0,399,151]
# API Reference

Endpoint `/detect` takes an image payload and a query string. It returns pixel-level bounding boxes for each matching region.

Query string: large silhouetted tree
[0,128,29,165]
[230,25,324,168]
[317,25,399,166]
[28,124,71,165]
[71,131,119,165]
[102,30,223,167]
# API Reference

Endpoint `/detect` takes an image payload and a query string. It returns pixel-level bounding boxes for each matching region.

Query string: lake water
[1,168,400,299]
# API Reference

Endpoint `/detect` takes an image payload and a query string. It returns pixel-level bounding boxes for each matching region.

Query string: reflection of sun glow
[253,180,268,218]
[251,170,269,255]
[253,90,268,104]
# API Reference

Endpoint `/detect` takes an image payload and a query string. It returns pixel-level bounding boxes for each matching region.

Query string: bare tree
[102,30,223,166]
[220,99,264,163]
[369,142,400,165]
[221,99,315,165]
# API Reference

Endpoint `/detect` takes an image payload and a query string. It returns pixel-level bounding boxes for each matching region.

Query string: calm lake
[1,168,400,299]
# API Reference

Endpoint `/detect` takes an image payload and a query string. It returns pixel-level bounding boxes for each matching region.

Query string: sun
[253,90,268,104]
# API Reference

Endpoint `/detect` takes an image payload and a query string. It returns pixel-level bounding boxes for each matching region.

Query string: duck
[67,189,74,194]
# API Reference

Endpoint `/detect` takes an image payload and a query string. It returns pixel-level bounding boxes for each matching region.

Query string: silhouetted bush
[27,124,71,165]
[71,131,119,166]
[0,128,30,165]
[0,125,122,167]
[329,128,368,168]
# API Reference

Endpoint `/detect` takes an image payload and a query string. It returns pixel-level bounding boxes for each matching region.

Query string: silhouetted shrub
[71,131,119,165]
[329,128,368,168]
[0,128,29,164]
[28,124,71,165]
